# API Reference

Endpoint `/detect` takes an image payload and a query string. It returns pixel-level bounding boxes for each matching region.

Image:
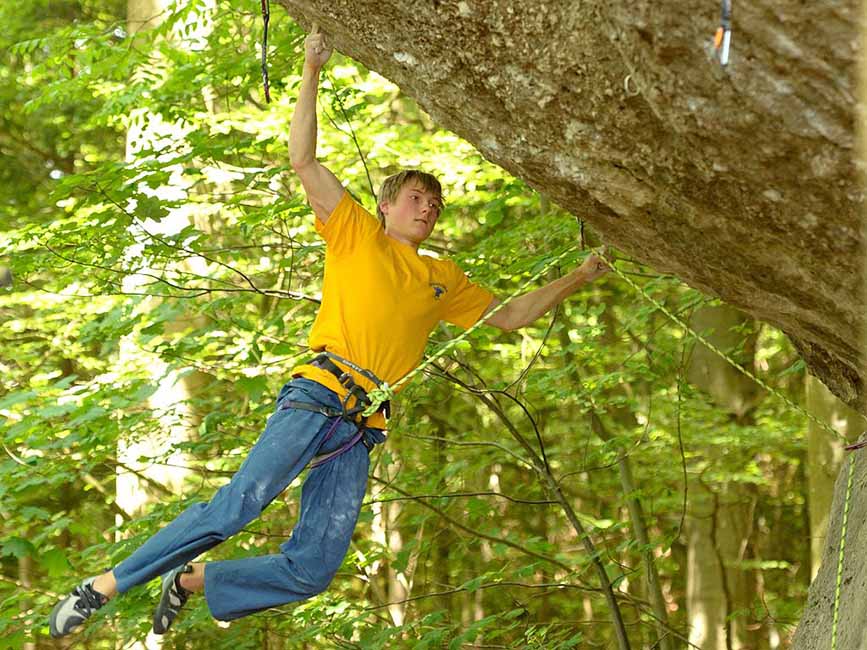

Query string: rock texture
[792,443,867,649]
[276,0,865,411]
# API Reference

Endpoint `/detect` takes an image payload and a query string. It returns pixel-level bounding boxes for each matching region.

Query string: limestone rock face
[792,448,867,649]
[277,0,865,411]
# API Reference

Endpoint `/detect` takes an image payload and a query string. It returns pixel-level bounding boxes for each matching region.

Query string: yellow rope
[591,248,864,444]
[369,243,866,445]
[363,243,583,415]
[364,240,864,641]
[831,454,856,650]
[589,249,864,647]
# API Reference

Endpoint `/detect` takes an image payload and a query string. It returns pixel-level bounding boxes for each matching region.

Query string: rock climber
[48,29,610,638]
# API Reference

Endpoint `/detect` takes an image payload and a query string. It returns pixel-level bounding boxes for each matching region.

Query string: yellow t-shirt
[291,190,494,430]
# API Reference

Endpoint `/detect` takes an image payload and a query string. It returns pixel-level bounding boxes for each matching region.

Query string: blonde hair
[376,170,444,226]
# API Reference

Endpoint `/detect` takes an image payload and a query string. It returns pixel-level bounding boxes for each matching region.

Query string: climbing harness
[273,404,369,469]
[312,350,392,421]
[310,426,367,467]
[713,0,732,66]
[282,351,390,467]
[260,0,271,102]
[286,351,390,423]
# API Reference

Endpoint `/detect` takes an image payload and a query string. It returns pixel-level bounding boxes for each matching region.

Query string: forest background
[1,1,863,649]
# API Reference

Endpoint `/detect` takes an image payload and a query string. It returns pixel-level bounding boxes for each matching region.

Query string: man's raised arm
[483,249,611,331]
[289,30,344,225]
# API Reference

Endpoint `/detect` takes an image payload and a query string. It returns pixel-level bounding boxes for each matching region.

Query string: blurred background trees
[0,1,847,648]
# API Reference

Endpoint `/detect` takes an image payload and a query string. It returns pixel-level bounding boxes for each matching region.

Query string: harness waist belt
[309,352,391,420]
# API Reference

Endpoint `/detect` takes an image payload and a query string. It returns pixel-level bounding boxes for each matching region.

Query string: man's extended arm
[289,31,344,224]
[483,251,610,331]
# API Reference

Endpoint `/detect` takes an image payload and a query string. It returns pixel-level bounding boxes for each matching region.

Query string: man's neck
[384,229,420,252]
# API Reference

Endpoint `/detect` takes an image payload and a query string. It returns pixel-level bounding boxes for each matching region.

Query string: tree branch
[366,490,557,507]
[432,361,632,650]
[369,476,577,575]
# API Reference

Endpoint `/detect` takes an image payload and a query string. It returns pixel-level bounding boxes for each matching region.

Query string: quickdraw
[713,0,732,66]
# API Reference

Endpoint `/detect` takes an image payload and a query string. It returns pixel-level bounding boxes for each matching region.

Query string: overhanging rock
[277,0,865,411]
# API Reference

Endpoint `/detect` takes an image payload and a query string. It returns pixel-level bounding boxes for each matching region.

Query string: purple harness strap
[309,417,365,469]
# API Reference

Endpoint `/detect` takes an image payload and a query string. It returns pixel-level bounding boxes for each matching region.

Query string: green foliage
[0,0,816,648]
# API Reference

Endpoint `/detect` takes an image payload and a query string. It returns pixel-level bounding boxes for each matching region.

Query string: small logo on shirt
[430,283,447,300]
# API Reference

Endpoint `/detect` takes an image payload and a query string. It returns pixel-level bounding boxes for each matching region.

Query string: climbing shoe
[153,564,193,634]
[49,576,108,638]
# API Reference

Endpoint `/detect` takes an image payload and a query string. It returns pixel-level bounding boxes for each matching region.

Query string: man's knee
[299,559,339,595]
[199,491,262,540]
[305,571,335,596]
[280,556,338,596]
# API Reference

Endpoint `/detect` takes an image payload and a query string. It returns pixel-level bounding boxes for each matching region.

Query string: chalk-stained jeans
[112,378,385,621]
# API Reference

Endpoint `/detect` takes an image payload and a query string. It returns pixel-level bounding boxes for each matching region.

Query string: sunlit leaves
[0,1,813,648]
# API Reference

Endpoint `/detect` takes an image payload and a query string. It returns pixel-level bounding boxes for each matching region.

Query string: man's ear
[379,201,389,216]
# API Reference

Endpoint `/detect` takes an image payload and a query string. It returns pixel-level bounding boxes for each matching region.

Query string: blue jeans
[112,378,386,621]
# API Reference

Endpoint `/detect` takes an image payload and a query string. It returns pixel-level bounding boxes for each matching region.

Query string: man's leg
[49,380,347,637]
[201,434,372,621]
[112,405,341,593]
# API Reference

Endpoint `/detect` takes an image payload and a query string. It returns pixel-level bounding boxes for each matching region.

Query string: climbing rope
[363,243,584,416]
[591,248,862,445]
[366,241,863,444]
[587,248,864,647]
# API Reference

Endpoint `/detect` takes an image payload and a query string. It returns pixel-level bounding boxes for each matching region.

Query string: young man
[48,30,609,638]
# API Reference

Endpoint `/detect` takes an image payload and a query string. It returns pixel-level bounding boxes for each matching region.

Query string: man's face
[380,182,442,248]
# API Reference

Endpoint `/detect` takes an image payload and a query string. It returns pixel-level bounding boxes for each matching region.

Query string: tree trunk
[18,555,35,650]
[685,304,760,650]
[686,481,757,650]
[558,302,675,649]
[370,452,408,626]
[116,0,198,526]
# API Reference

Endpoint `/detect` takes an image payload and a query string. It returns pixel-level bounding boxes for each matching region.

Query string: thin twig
[433,363,632,650]
[320,73,376,202]
[368,476,576,574]
[400,433,533,469]
[366,490,557,507]
[363,580,601,611]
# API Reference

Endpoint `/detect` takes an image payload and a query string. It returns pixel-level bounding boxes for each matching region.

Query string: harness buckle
[310,352,389,423]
